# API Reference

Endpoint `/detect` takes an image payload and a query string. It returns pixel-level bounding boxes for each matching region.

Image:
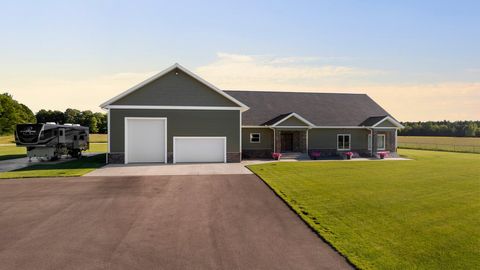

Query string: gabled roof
[226,90,396,127]
[269,112,315,127]
[360,116,389,126]
[371,116,404,128]
[100,63,249,109]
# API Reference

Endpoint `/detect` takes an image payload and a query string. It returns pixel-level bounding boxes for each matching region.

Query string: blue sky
[1,0,479,120]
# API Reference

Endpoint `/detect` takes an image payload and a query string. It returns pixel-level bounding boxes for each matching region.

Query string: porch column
[394,129,398,152]
[274,129,281,153]
[371,130,378,156]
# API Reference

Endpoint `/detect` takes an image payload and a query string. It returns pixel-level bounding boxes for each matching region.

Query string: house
[101,63,403,164]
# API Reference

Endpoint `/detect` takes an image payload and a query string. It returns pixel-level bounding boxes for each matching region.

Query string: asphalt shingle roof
[226,90,392,126]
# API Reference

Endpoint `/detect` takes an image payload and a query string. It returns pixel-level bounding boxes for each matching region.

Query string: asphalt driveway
[0,175,351,270]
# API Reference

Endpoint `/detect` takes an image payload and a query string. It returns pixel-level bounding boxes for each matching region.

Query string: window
[377,134,386,150]
[250,133,261,143]
[337,134,351,150]
[368,134,386,150]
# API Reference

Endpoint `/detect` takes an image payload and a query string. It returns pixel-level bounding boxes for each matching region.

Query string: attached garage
[125,118,167,164]
[173,137,226,163]
[102,63,246,164]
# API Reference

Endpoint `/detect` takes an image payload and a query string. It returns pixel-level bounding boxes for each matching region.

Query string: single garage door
[173,137,226,163]
[125,118,166,164]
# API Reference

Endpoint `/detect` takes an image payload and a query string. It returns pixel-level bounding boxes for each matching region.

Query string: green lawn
[0,145,26,161]
[0,143,106,161]
[248,149,480,270]
[0,134,107,144]
[0,154,106,179]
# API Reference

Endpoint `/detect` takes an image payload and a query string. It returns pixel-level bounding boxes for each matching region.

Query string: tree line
[36,109,107,134]
[399,121,480,137]
[0,93,107,135]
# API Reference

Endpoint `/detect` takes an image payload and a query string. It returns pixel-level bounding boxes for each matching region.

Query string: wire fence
[398,142,480,154]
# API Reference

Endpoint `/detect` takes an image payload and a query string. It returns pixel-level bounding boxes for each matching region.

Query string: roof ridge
[224,90,367,95]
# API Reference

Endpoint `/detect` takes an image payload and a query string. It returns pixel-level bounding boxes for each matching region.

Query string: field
[248,149,480,270]
[398,136,480,153]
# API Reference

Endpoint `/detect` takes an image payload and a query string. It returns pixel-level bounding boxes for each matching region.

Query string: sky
[1,0,479,121]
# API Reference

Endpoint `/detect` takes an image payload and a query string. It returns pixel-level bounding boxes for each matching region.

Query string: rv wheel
[72,150,81,159]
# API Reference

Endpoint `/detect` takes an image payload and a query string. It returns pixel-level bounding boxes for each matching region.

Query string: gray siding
[277,117,309,126]
[308,128,370,150]
[110,109,240,154]
[242,128,274,150]
[112,68,238,107]
[375,119,398,128]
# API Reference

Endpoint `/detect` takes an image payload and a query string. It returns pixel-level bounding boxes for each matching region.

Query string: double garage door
[125,118,226,164]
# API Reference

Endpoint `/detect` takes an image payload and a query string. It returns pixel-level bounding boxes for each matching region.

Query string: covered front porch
[274,128,309,154]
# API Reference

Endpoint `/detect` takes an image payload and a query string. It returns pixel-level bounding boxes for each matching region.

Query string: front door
[281,133,293,152]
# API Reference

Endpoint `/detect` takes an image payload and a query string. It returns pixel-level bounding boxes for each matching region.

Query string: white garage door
[173,137,226,163]
[125,118,166,164]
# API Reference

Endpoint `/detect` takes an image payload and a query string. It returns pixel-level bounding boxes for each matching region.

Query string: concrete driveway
[0,175,351,270]
[85,162,258,176]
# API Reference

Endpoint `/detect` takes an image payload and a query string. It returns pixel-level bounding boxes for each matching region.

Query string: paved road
[0,175,351,270]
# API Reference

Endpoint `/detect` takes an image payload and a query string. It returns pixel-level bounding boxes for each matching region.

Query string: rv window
[74,135,78,140]
[54,130,57,136]
[59,130,64,136]
[79,135,84,140]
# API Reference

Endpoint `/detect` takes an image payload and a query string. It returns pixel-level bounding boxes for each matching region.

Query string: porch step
[280,152,310,160]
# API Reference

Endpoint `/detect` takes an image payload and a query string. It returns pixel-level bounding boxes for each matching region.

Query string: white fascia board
[242,125,271,128]
[273,126,312,129]
[105,105,243,110]
[270,112,315,127]
[100,63,249,110]
[371,116,404,128]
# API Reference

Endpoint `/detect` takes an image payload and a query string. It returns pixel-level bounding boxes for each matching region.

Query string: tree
[465,123,478,137]
[399,121,480,137]
[34,108,107,134]
[64,108,81,124]
[0,93,36,135]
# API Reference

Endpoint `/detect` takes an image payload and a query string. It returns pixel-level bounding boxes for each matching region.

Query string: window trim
[377,134,386,150]
[250,133,261,143]
[337,134,351,150]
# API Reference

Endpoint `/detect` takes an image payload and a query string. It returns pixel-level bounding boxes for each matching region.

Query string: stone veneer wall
[108,153,125,164]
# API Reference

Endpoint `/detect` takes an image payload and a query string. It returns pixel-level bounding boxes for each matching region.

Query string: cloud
[196,53,479,121]
[196,53,381,89]
[2,52,479,121]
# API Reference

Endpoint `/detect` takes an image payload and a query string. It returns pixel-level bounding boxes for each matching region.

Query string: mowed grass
[0,154,106,179]
[398,136,480,153]
[0,145,26,161]
[0,143,106,161]
[0,134,107,144]
[89,134,107,143]
[248,149,480,270]
[0,135,16,144]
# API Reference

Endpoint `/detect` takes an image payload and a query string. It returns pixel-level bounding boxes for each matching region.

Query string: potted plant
[310,151,321,160]
[378,151,388,159]
[344,152,353,160]
[272,152,282,160]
